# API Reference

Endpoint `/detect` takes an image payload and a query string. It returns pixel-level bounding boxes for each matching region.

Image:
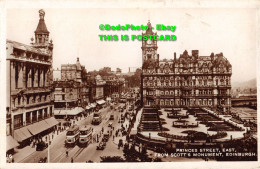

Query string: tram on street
[65,125,80,147]
[78,127,93,147]
[92,112,102,125]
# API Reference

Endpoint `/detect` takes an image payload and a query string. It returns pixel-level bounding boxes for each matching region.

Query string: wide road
[20,103,126,163]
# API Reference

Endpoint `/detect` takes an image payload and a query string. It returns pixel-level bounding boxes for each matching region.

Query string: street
[19,103,128,163]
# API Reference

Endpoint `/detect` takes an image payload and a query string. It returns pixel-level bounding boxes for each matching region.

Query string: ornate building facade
[6,10,57,148]
[61,57,87,83]
[141,21,232,113]
[103,75,124,102]
[60,58,89,107]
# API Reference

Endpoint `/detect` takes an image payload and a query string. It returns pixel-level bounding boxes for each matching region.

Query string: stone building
[61,57,87,83]
[53,80,80,108]
[53,80,84,119]
[94,75,106,102]
[6,9,58,149]
[141,21,232,113]
[60,58,89,107]
[103,75,124,102]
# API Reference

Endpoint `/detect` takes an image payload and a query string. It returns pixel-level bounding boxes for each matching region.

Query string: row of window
[13,48,49,62]
[14,64,47,89]
[144,75,230,81]
[143,80,230,87]
[13,94,50,107]
[146,89,228,96]
[14,107,53,129]
[144,68,231,74]
[159,99,214,106]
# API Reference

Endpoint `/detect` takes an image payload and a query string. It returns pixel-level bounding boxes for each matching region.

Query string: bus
[92,112,102,125]
[65,125,80,147]
[78,127,92,147]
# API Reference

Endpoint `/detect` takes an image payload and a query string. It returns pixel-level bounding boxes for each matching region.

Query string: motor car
[38,157,47,163]
[108,122,113,128]
[102,134,110,142]
[118,118,125,123]
[109,114,114,120]
[36,141,48,151]
[96,142,106,150]
[167,112,174,118]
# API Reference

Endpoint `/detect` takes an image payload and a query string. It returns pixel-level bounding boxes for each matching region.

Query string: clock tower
[141,20,159,64]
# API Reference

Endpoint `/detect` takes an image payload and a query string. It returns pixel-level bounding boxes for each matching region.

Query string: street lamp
[48,134,50,163]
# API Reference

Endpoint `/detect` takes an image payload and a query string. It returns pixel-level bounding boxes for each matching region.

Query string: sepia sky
[6,8,257,84]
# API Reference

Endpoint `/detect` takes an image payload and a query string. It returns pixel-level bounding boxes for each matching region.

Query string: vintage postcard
[1,1,259,169]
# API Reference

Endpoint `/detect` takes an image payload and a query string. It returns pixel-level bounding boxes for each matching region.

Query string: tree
[139,144,151,162]
[123,68,142,88]
[123,143,139,162]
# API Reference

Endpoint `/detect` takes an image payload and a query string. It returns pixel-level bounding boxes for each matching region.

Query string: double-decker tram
[78,127,93,147]
[65,125,80,147]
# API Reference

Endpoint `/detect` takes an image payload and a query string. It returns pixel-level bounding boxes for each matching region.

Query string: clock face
[147,39,152,45]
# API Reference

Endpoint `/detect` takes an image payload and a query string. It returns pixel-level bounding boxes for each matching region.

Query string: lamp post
[48,134,50,163]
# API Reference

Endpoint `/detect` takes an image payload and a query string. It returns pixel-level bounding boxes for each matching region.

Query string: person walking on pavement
[66,150,69,157]
[71,157,73,163]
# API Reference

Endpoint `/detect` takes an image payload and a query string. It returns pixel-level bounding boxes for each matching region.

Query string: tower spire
[34,9,49,46]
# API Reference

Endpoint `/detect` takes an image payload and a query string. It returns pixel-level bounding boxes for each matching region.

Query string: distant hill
[232,78,256,89]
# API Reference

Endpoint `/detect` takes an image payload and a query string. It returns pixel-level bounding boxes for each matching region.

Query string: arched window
[160,100,164,105]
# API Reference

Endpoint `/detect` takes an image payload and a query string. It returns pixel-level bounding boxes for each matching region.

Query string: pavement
[12,102,143,163]
[13,112,95,163]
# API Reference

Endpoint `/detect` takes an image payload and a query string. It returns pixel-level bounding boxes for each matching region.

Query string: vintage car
[96,142,106,150]
[108,122,113,128]
[102,134,110,142]
[36,141,48,151]
[38,157,47,163]
[109,114,114,120]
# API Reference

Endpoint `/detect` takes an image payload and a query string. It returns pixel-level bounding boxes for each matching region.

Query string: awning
[77,107,84,112]
[20,126,32,139]
[27,120,50,135]
[14,127,31,142]
[6,135,19,151]
[45,117,59,128]
[54,107,83,116]
[97,100,106,105]
[90,103,96,108]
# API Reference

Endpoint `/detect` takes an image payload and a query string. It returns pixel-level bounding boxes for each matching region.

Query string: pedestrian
[113,135,115,141]
[71,157,73,163]
[66,150,68,157]
[52,134,54,139]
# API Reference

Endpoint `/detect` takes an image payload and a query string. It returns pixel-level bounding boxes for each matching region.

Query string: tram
[65,125,80,147]
[78,127,93,147]
[92,112,102,125]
